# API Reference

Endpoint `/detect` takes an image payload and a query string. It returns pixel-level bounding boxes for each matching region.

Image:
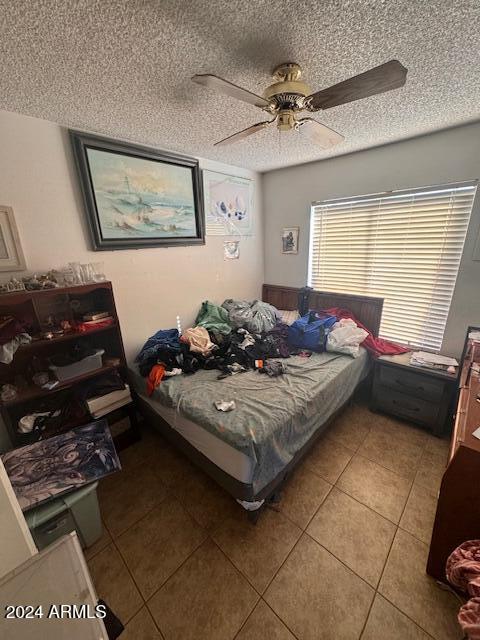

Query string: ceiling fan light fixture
[277,110,296,131]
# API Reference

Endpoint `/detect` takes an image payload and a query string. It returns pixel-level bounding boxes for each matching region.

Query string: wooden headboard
[262,283,384,337]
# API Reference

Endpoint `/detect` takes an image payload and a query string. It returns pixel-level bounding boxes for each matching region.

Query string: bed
[131,285,384,521]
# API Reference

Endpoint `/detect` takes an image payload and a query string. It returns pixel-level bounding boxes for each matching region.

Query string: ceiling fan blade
[297,118,344,148]
[192,74,270,109]
[214,121,272,146]
[306,60,407,111]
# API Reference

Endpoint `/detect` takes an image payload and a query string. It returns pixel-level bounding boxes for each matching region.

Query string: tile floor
[86,402,463,640]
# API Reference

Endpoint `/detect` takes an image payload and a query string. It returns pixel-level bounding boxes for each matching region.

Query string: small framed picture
[282,227,299,254]
[0,206,26,271]
[223,240,240,260]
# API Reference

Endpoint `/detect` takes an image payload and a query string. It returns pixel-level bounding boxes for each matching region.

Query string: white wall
[263,122,480,357]
[0,460,36,578]
[0,109,264,363]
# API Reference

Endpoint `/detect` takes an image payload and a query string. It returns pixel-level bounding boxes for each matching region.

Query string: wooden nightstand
[370,352,458,436]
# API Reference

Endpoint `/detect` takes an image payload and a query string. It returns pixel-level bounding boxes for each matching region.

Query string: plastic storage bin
[25,482,102,550]
[49,349,104,381]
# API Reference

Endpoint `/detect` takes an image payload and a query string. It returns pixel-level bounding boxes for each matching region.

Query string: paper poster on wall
[204,170,253,236]
[223,240,240,260]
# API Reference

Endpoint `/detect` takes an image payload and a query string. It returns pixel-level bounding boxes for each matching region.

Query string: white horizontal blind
[309,182,477,350]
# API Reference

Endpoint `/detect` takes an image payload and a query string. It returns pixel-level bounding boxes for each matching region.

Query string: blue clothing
[135,328,180,366]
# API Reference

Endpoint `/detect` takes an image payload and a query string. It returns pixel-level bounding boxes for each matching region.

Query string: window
[309,182,477,350]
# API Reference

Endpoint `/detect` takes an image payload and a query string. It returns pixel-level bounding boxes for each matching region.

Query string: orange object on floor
[146,363,166,396]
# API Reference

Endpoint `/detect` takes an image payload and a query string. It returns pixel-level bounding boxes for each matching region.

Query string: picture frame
[0,205,27,271]
[223,240,240,260]
[282,226,299,254]
[203,170,254,236]
[70,131,205,250]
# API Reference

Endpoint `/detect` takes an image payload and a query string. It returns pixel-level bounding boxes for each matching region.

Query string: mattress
[137,394,255,483]
[131,348,370,493]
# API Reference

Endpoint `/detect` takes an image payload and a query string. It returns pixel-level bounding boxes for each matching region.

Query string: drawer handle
[394,379,424,392]
[42,518,68,535]
[392,399,420,412]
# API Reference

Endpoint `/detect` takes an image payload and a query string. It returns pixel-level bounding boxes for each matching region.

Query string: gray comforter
[132,349,370,493]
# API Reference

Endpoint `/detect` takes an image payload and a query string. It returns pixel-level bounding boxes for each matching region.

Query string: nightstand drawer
[375,386,440,426]
[379,365,445,401]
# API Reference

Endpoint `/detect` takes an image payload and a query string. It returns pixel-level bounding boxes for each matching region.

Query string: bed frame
[262,284,383,338]
[134,285,384,522]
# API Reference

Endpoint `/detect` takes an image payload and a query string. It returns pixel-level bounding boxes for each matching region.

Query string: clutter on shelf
[0,261,107,294]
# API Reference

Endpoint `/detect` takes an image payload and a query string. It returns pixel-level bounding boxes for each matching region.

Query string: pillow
[278,309,300,326]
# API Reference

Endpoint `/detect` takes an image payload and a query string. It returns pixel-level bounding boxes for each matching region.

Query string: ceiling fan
[192,60,407,148]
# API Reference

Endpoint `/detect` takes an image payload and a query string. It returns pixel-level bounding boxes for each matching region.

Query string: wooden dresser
[427,333,480,583]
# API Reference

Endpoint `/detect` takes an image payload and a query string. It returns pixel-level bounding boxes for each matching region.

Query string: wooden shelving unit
[0,281,138,449]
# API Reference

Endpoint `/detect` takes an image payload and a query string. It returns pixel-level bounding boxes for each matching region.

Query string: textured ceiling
[1,0,480,172]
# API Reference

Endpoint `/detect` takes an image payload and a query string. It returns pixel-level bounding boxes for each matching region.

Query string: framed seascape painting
[203,170,254,236]
[70,131,205,250]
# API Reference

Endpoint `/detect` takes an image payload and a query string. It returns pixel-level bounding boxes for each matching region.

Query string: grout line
[358,591,377,639]
[144,600,166,639]
[232,597,303,640]
[257,532,306,599]
[127,520,208,600]
[378,593,438,640]
[303,531,376,592]
[397,522,435,547]
[95,537,145,627]
[338,450,418,486]
[105,492,207,634]
[115,524,207,633]
[352,446,423,481]
[272,480,333,533]
[357,523,399,639]
[261,598,303,640]
[210,534,268,597]
[206,539,262,633]
[368,464,442,640]
[101,489,170,542]
[331,483,406,527]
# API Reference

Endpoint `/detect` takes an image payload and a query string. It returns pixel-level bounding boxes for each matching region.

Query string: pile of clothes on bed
[136,300,294,394]
[135,298,408,395]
